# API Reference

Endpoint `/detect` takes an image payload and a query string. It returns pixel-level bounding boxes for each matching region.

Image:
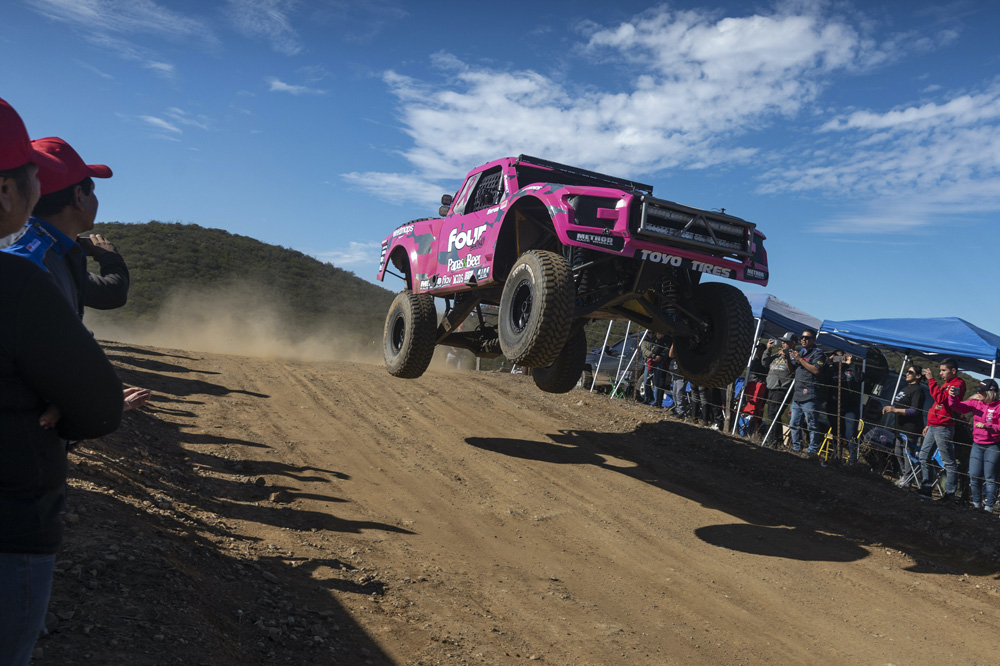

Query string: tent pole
[611,327,644,400]
[859,355,867,430]
[732,316,764,435]
[761,378,795,447]
[590,320,614,393]
[614,321,632,390]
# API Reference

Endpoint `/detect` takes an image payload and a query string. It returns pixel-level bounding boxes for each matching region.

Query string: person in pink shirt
[948,378,1000,513]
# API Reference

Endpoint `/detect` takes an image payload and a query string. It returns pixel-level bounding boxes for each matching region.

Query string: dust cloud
[88,282,384,364]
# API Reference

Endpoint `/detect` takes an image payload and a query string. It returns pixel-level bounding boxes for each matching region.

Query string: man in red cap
[1,97,123,666]
[2,137,130,318]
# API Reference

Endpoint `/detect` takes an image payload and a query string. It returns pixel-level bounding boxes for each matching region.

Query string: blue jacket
[2,217,130,318]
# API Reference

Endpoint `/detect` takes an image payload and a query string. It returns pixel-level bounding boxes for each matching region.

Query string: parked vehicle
[582,334,642,389]
[377,155,768,393]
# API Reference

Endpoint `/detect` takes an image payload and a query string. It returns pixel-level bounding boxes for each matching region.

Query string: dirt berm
[37,341,1000,665]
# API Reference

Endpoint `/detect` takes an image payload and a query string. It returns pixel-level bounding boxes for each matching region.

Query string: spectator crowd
[632,325,1000,516]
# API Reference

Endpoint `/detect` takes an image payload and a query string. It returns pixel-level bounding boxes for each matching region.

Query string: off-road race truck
[376,155,768,394]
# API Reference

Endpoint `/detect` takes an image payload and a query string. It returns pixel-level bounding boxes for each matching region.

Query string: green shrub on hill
[88,221,394,344]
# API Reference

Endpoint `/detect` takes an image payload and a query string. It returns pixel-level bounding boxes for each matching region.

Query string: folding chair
[900,434,945,494]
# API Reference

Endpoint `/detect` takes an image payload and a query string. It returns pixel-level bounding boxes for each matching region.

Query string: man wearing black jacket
[1,97,123,666]
[2,137,128,317]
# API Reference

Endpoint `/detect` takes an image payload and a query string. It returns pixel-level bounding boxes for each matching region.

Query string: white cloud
[341,171,444,207]
[165,107,211,130]
[25,0,217,73]
[140,115,181,134]
[762,85,1000,231]
[314,241,383,268]
[266,77,327,95]
[223,0,301,56]
[357,4,877,199]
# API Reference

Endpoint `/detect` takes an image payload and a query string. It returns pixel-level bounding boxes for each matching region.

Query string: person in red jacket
[917,358,966,501]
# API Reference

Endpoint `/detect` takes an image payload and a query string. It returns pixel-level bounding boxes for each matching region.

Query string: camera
[829,353,849,363]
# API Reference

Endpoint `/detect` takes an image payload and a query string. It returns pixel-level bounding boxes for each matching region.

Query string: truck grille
[634,196,754,258]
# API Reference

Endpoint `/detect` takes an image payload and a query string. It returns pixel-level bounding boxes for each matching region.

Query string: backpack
[862,426,896,452]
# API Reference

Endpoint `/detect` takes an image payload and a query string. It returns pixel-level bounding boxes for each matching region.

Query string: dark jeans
[692,386,722,426]
[0,552,55,666]
[651,363,666,406]
[762,386,791,443]
[670,375,689,416]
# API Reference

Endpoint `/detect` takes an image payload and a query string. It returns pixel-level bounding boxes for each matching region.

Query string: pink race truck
[376,155,768,393]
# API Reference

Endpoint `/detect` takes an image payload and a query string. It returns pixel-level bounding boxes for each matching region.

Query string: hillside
[87,221,395,356]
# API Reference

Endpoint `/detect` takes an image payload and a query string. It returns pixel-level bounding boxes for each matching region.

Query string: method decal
[567,230,625,252]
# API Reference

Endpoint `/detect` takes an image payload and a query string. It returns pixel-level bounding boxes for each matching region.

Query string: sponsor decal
[567,230,625,252]
[744,267,768,281]
[392,224,414,237]
[638,250,733,279]
[26,239,41,252]
[486,202,508,215]
[448,224,488,252]
[474,266,490,281]
[419,279,430,290]
[447,254,483,272]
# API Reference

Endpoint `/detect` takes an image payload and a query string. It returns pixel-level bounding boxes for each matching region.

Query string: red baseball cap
[32,137,113,195]
[0,96,65,173]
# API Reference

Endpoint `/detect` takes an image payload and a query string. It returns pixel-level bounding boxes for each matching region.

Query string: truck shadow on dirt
[466,419,1000,577]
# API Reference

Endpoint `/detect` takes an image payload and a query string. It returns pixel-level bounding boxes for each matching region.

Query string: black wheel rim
[509,278,532,334]
[390,313,406,354]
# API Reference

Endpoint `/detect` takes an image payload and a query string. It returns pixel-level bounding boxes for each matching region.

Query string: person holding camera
[788,329,827,457]
[917,359,965,501]
[947,378,1000,513]
[2,137,129,317]
[760,332,796,446]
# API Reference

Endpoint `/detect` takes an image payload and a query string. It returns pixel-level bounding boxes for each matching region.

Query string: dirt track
[40,341,1000,665]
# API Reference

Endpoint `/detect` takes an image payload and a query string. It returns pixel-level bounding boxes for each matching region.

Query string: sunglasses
[800,335,815,340]
[905,370,916,375]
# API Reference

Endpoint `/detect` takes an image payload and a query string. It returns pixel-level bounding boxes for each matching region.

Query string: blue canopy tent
[819,317,1000,422]
[819,317,1000,378]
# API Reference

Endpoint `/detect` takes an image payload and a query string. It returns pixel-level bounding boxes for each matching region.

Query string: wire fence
[611,361,995,494]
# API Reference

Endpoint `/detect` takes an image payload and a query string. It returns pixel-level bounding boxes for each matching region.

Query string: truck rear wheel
[533,328,587,394]
[673,282,753,387]
[383,291,437,378]
[498,250,574,368]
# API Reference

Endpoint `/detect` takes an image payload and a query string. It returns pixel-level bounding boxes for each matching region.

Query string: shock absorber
[573,246,589,298]
[660,271,678,317]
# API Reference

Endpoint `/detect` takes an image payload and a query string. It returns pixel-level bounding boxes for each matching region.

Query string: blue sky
[4,0,1000,342]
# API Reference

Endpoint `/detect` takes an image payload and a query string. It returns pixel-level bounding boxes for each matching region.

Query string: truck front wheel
[498,250,574,368]
[673,282,753,387]
[383,291,437,378]
[533,328,587,394]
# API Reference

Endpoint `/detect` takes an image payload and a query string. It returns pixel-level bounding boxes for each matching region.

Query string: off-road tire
[533,328,587,394]
[673,282,753,387]
[383,291,437,379]
[498,250,574,367]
